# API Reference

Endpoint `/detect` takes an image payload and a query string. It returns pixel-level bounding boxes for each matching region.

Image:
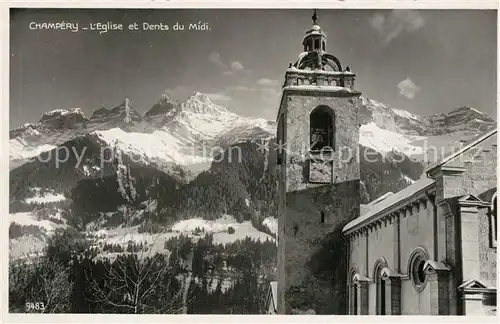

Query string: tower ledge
[282,85,359,93]
[284,69,356,89]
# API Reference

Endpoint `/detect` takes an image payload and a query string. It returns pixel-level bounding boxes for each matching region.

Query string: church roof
[343,177,435,234]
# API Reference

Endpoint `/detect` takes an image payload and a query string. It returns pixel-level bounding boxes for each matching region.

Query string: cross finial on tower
[312,9,318,24]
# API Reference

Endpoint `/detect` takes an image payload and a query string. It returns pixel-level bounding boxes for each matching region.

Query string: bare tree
[9,260,32,313]
[85,225,191,314]
[10,259,72,313]
[37,260,72,313]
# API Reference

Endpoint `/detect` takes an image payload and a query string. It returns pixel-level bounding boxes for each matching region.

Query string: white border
[1,1,499,324]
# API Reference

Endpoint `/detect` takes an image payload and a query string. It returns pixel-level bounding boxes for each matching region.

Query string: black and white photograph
[5,4,498,317]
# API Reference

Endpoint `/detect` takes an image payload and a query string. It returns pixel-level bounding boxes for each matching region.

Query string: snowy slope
[360,122,424,156]
[9,211,274,259]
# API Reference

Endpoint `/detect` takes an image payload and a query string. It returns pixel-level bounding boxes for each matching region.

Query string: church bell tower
[276,10,362,314]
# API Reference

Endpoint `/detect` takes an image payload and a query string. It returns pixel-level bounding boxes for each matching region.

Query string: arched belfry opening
[310,106,335,152]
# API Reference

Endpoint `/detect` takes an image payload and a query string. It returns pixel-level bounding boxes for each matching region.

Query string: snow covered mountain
[11,92,494,174]
[10,93,275,176]
[358,97,496,163]
[360,97,496,137]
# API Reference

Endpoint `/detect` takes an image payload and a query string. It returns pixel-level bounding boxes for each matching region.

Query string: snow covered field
[24,188,66,204]
[96,215,275,248]
[9,211,276,260]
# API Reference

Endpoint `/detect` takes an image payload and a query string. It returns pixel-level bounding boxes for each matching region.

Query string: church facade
[273,11,497,316]
[343,128,497,316]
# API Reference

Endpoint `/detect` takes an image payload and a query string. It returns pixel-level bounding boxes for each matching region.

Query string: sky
[9,9,497,128]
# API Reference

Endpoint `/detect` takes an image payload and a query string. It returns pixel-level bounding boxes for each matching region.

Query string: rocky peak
[9,122,42,140]
[359,96,427,136]
[424,106,496,135]
[181,92,229,116]
[144,93,179,118]
[89,99,142,125]
[38,108,87,130]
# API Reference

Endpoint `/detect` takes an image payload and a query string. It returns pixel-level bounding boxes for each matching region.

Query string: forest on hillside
[9,228,277,314]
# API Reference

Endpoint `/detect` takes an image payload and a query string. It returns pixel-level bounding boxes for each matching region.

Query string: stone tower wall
[277,88,362,314]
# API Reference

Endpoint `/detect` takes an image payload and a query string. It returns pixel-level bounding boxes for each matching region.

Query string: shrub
[227,226,235,234]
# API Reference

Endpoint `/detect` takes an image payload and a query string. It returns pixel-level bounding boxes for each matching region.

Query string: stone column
[426,266,450,315]
[436,200,452,263]
[458,203,480,281]
[316,74,327,86]
[461,293,484,316]
[347,283,355,315]
[384,277,401,315]
[481,291,497,316]
[357,281,369,315]
[392,213,401,272]
[285,72,298,86]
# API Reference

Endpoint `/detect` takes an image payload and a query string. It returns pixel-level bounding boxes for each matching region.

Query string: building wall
[349,235,366,277]
[400,279,431,315]
[367,225,394,275]
[399,199,435,271]
[347,192,436,315]
[478,207,497,288]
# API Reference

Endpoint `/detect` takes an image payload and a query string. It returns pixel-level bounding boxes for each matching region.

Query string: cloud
[369,10,425,45]
[256,78,279,86]
[230,61,245,71]
[209,52,227,68]
[369,13,386,34]
[164,86,232,102]
[397,78,420,99]
[209,52,251,75]
[163,86,192,101]
[229,85,255,92]
[231,61,251,75]
[260,88,281,104]
[206,92,232,102]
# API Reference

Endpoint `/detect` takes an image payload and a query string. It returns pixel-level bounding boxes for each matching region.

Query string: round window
[409,249,428,291]
[414,259,426,284]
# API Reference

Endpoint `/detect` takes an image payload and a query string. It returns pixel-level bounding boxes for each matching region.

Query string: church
[268,11,497,316]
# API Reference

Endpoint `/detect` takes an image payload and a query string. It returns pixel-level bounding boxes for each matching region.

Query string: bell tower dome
[302,10,327,53]
[290,9,347,74]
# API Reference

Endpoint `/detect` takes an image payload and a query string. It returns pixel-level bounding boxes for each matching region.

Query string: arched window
[350,269,359,315]
[310,106,335,152]
[373,259,387,315]
[352,281,358,315]
[314,39,320,50]
[491,193,497,247]
[322,41,325,51]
